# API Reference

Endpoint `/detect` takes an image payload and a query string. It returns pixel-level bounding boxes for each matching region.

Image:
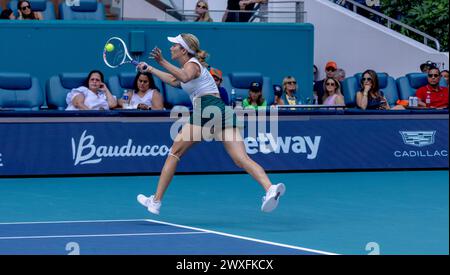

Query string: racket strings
[105,40,127,67]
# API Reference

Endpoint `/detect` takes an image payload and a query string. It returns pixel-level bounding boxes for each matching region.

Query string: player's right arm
[138,62,181,88]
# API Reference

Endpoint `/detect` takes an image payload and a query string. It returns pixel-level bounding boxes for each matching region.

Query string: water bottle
[122,90,130,109]
[425,91,431,108]
[313,92,318,105]
[235,96,243,109]
[230,89,236,108]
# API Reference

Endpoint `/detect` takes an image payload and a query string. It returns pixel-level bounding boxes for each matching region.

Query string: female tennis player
[136,33,285,215]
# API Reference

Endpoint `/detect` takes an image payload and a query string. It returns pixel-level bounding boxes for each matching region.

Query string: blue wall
[0,114,448,176]
[0,21,314,103]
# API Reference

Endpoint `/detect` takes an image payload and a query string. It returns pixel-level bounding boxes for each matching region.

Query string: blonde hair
[197,50,209,68]
[181,33,209,67]
[282,76,298,93]
[195,1,213,22]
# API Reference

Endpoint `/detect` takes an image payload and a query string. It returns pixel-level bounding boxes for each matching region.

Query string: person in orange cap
[210,67,230,105]
[313,61,338,104]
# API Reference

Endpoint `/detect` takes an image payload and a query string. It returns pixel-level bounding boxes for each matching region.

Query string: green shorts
[189,95,243,129]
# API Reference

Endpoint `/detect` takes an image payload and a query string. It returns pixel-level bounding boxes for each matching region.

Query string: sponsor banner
[0,118,448,176]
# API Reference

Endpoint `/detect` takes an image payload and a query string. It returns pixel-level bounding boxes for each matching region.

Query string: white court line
[0,219,146,225]
[144,219,338,255]
[0,231,208,240]
[0,219,338,255]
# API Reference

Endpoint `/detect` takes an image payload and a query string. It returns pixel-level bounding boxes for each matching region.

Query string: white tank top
[129,89,154,109]
[180,57,219,101]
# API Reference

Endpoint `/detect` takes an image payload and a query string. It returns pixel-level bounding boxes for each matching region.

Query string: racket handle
[131,60,148,71]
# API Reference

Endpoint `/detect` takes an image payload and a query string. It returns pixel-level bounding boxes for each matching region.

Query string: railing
[166,0,306,23]
[331,0,441,51]
[250,0,306,23]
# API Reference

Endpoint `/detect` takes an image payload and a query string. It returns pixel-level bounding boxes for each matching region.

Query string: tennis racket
[103,37,147,70]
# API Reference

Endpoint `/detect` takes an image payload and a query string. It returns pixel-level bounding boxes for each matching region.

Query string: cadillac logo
[399,131,436,147]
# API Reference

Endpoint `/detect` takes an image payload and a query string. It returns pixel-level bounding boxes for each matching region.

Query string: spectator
[65,70,117,111]
[197,50,210,69]
[314,61,337,104]
[222,0,267,22]
[440,70,449,87]
[117,71,164,110]
[356,69,397,110]
[272,84,283,106]
[313,64,319,83]
[0,9,16,19]
[194,1,213,22]
[420,60,437,73]
[415,66,449,109]
[243,81,267,110]
[322,77,345,106]
[279,76,301,105]
[334,68,346,82]
[17,0,43,20]
[210,67,229,105]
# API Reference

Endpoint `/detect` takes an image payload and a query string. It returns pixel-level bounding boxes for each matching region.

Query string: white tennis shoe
[261,183,286,213]
[137,194,161,215]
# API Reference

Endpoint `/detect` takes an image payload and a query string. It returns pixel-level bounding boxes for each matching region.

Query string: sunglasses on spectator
[362,77,372,82]
[326,67,336,72]
[196,4,207,9]
[286,81,296,85]
[326,82,336,86]
[21,5,30,11]
[213,76,221,81]
[428,74,440,78]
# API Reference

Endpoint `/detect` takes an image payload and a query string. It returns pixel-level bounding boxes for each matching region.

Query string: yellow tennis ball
[105,43,114,52]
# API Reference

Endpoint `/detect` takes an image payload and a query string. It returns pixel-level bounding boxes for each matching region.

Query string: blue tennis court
[0,170,447,255]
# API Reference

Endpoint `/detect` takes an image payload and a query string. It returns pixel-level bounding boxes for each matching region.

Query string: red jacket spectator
[416,85,448,108]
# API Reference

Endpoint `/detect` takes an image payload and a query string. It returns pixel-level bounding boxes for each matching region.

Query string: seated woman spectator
[117,71,164,110]
[415,66,448,109]
[0,9,16,19]
[243,82,267,110]
[322,77,345,106]
[210,67,229,105]
[66,70,117,111]
[356,69,404,110]
[17,0,43,20]
[279,76,301,105]
[194,0,213,22]
[440,70,449,87]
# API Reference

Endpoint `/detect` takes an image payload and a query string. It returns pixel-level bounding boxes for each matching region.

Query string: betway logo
[244,133,321,159]
[71,130,170,165]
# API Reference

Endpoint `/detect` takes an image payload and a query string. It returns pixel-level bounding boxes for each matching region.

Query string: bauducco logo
[71,130,170,165]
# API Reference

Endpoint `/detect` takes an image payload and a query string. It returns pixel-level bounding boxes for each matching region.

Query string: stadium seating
[163,85,192,109]
[342,72,398,107]
[108,72,165,100]
[8,0,56,20]
[0,73,43,110]
[396,73,428,100]
[46,72,96,110]
[396,73,448,100]
[59,0,105,20]
[224,72,273,105]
